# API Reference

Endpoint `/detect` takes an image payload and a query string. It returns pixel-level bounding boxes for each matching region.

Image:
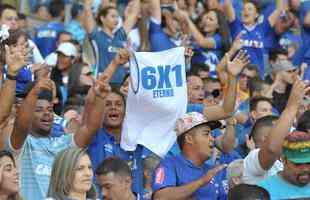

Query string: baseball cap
[271,60,298,73]
[283,131,310,164]
[56,42,77,58]
[175,112,222,136]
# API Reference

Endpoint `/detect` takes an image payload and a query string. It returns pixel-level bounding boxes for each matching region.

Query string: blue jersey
[152,154,226,200]
[230,18,272,78]
[293,27,310,68]
[89,27,127,85]
[34,21,65,58]
[191,34,223,72]
[149,19,177,52]
[87,128,144,197]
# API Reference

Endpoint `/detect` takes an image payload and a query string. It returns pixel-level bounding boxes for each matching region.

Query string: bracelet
[6,74,17,80]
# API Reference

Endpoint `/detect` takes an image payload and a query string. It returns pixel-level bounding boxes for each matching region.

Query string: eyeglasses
[205,89,221,98]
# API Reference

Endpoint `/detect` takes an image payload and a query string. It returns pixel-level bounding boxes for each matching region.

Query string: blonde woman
[0,150,23,200]
[46,148,97,200]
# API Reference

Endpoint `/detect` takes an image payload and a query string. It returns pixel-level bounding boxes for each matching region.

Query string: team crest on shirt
[155,167,165,184]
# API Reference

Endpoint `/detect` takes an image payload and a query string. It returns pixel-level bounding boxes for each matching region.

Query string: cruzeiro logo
[141,65,183,98]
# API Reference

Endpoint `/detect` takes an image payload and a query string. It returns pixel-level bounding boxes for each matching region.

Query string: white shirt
[243,149,283,185]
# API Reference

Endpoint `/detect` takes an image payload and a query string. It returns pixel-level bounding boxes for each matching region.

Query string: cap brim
[193,120,223,131]
[287,157,310,164]
[56,50,72,57]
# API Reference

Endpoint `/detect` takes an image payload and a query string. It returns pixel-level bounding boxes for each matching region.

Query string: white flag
[121,47,188,157]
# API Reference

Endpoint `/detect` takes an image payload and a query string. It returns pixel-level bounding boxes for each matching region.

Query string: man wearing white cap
[152,112,227,200]
[50,42,77,113]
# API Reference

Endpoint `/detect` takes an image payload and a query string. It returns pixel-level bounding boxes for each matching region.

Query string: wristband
[6,73,17,80]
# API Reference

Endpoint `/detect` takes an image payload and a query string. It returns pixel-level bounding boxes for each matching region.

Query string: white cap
[56,42,77,58]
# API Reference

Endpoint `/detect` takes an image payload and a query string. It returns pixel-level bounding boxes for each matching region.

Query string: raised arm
[204,51,250,121]
[74,49,130,147]
[217,117,237,153]
[216,36,242,85]
[181,11,216,49]
[223,0,236,23]
[0,45,28,125]
[123,0,141,34]
[268,0,287,27]
[258,78,310,170]
[150,0,161,22]
[10,79,54,150]
[83,0,96,33]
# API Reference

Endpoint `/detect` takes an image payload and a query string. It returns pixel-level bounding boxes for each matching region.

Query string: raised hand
[286,77,310,111]
[231,33,243,52]
[93,75,111,99]
[201,164,227,184]
[5,42,30,76]
[32,78,54,96]
[114,49,131,65]
[226,50,250,77]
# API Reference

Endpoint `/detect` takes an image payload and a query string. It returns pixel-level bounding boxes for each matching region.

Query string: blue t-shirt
[87,128,144,197]
[89,27,127,85]
[149,19,177,52]
[259,174,310,200]
[191,34,223,72]
[230,18,272,78]
[8,134,75,200]
[34,21,65,58]
[152,154,226,200]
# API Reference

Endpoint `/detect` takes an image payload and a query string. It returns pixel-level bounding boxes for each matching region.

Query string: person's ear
[185,134,194,145]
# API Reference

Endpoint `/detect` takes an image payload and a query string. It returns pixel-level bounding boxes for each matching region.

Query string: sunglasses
[205,89,221,98]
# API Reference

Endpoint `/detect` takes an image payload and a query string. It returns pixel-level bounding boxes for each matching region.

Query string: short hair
[0,4,16,17]
[47,148,97,200]
[143,155,161,174]
[203,77,221,84]
[244,64,259,76]
[248,77,265,97]
[250,115,279,143]
[21,82,53,102]
[269,48,288,62]
[228,184,270,200]
[226,159,244,181]
[297,110,310,132]
[249,97,273,112]
[95,157,131,178]
[189,63,210,76]
[245,0,261,14]
[49,0,65,18]
[56,31,72,42]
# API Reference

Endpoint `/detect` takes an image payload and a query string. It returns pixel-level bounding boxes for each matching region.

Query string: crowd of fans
[0,0,310,199]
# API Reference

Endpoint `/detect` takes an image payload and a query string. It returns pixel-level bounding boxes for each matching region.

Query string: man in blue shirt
[152,112,227,200]
[96,157,142,200]
[7,74,110,200]
[87,49,144,197]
